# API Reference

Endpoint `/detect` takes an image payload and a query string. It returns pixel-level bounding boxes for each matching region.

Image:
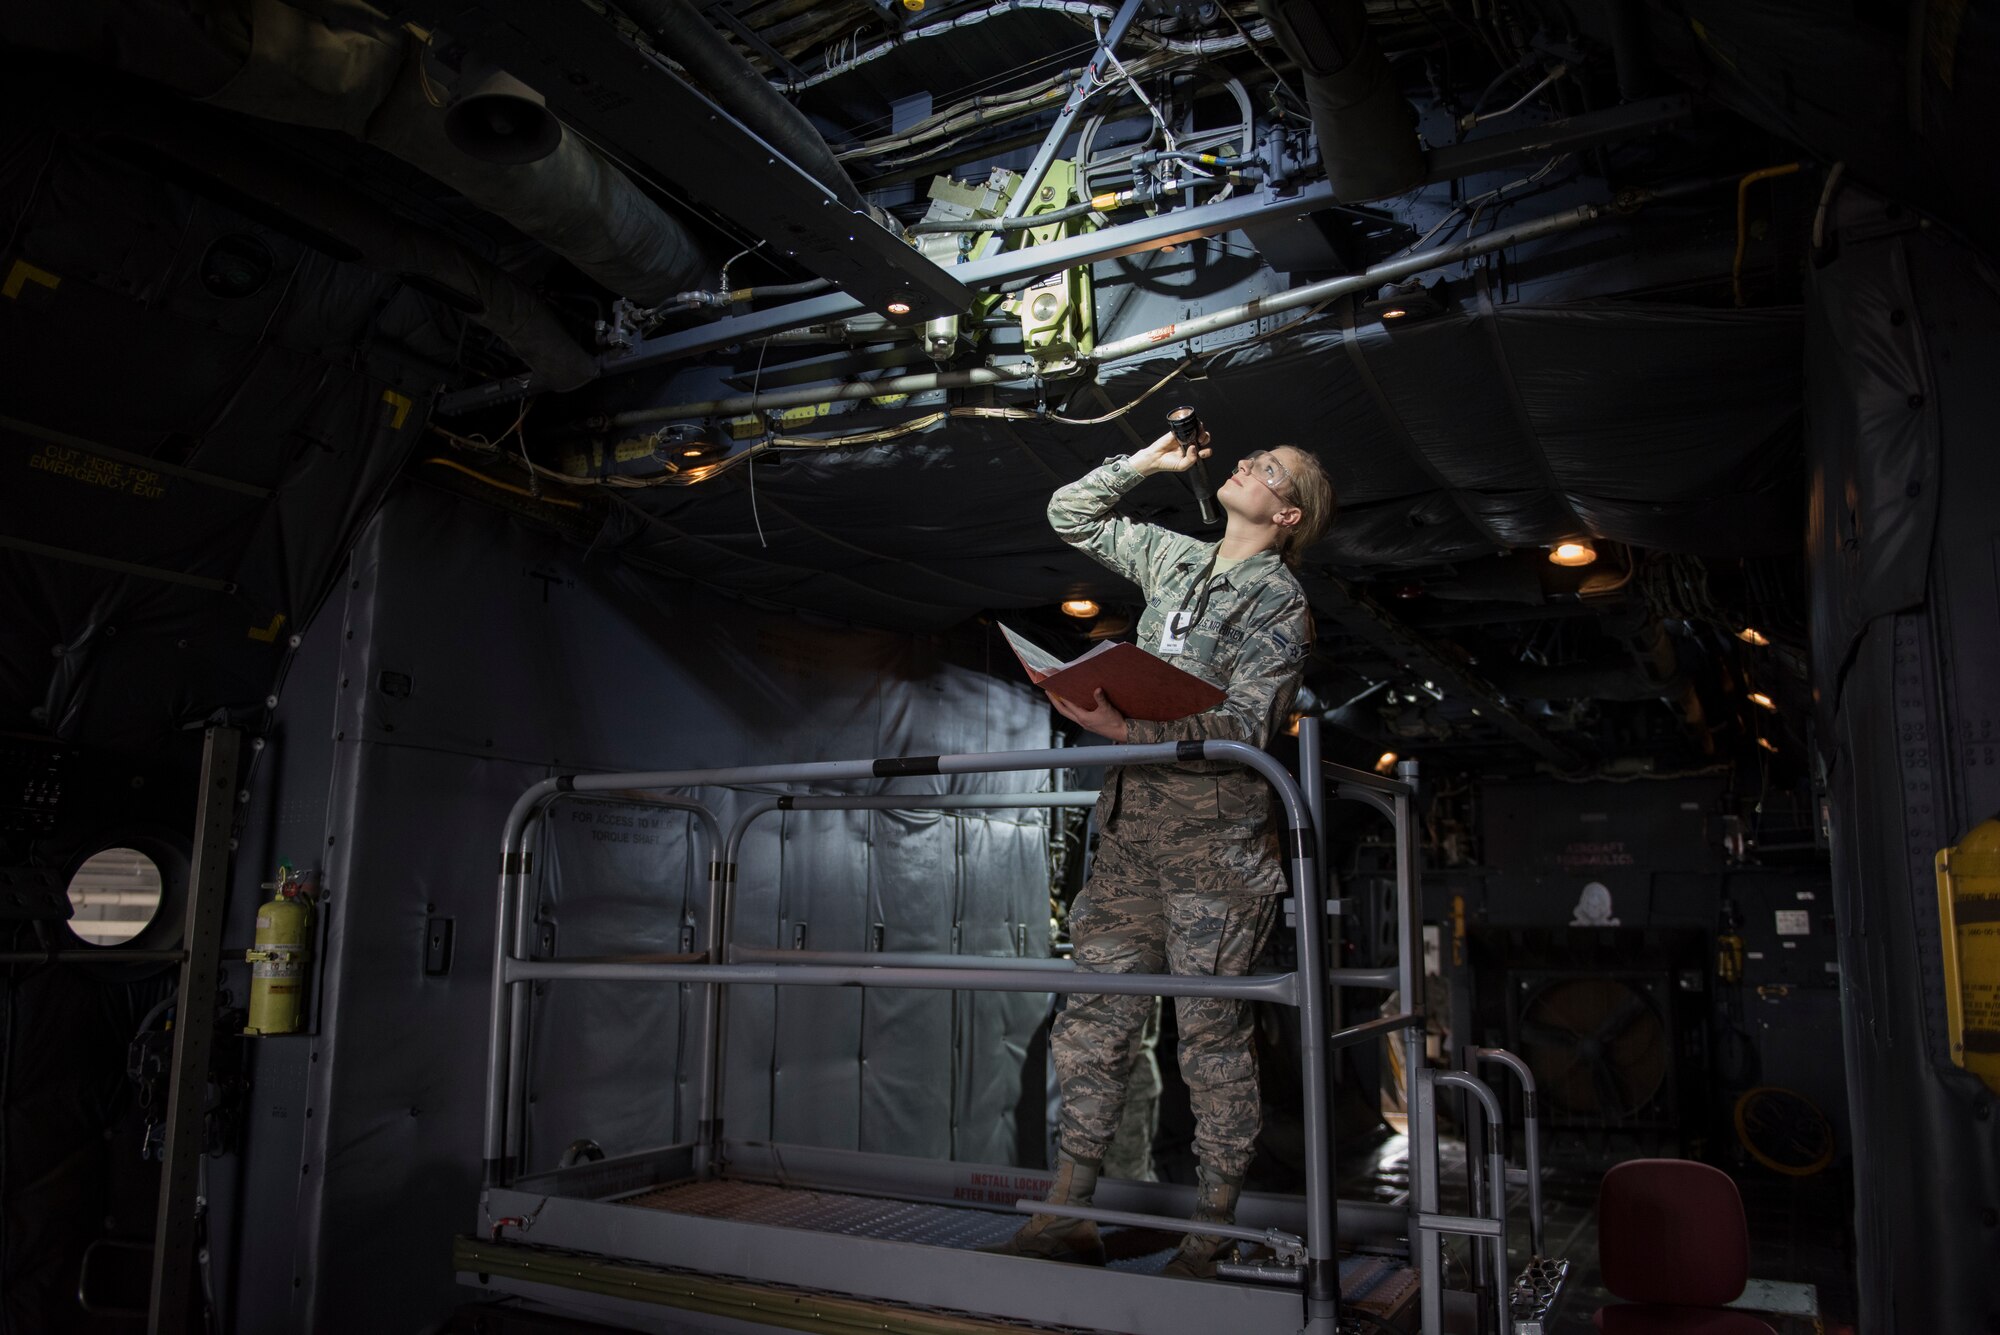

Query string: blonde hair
[1273,445,1336,566]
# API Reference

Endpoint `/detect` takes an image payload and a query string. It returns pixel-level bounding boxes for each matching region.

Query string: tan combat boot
[980,1150,1106,1264]
[1161,1164,1242,1279]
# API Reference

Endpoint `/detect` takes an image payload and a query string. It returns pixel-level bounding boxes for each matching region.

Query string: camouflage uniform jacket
[1049,457,1311,896]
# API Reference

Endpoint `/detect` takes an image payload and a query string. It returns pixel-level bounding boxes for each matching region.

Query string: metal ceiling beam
[1002,0,1145,221]
[436,95,1694,414]
[441,1,970,316]
[1309,577,1590,772]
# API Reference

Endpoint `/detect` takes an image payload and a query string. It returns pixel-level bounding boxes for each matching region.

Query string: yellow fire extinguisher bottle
[245,865,312,1036]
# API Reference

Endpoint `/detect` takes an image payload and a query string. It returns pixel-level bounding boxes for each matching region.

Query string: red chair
[1593,1159,1776,1335]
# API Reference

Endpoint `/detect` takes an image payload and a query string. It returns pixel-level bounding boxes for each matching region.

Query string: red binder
[1000,624,1226,722]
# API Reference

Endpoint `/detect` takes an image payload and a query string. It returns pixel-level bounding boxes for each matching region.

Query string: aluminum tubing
[1474,1046,1544,1255]
[1299,719,1338,1042]
[1014,1201,1299,1253]
[483,776,560,1179]
[1436,1070,1510,1335]
[1393,764,1427,1319]
[733,947,1075,972]
[774,792,1098,812]
[1091,205,1604,365]
[1276,773,1337,1311]
[506,958,1300,1003]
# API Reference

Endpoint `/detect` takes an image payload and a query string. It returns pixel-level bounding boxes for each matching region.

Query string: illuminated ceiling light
[1380,307,1408,320]
[1749,691,1777,711]
[1375,750,1399,775]
[1548,538,1597,567]
[669,434,727,465]
[1059,598,1100,619]
[1736,626,1771,646]
[886,300,913,316]
[1757,736,1780,753]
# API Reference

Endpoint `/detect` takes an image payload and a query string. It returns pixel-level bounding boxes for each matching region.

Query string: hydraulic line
[1732,162,1804,306]
[599,366,1028,428]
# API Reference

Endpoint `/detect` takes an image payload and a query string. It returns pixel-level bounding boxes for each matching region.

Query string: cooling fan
[1514,976,1671,1125]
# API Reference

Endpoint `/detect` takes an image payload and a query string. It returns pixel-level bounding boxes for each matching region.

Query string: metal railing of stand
[1413,1066,1512,1335]
[503,790,726,1166]
[1297,724,1430,1294]
[1471,1046,1544,1258]
[482,739,1428,1331]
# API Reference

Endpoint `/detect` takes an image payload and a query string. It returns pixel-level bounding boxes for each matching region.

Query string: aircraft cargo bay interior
[2,2,1996,1333]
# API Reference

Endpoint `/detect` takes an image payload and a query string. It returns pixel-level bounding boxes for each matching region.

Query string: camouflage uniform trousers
[1052,826,1281,1180]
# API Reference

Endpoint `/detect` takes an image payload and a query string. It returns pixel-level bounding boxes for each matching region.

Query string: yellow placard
[1937,817,2000,1095]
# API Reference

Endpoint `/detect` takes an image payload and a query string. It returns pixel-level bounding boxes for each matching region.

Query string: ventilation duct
[3,0,708,307]
[1256,0,1423,202]
[95,101,597,389]
[443,54,560,165]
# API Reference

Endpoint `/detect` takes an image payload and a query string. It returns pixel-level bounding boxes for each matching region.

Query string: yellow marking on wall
[1938,818,2000,1096]
[247,613,288,643]
[25,445,167,499]
[2,260,59,300]
[380,390,413,430]
[776,403,832,426]
[613,436,654,463]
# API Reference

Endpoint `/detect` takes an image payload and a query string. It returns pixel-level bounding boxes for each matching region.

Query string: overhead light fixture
[663,430,728,466]
[1060,599,1100,619]
[886,301,913,316]
[1548,538,1597,567]
[444,55,561,165]
[1757,736,1780,753]
[1736,627,1771,646]
[1749,691,1777,711]
[1363,278,1444,325]
[1375,750,1399,775]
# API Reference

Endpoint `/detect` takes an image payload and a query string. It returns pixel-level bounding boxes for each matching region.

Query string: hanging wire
[746,336,772,547]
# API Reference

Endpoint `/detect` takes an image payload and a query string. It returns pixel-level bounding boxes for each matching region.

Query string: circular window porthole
[66,847,165,946]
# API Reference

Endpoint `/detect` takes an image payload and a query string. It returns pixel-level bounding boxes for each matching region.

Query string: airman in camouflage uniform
[989,431,1333,1278]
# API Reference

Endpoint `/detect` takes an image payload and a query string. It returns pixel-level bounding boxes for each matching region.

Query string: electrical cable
[1465,62,1567,128]
[420,455,586,509]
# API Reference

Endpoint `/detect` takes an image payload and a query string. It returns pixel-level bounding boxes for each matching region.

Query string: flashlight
[1167,406,1219,527]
